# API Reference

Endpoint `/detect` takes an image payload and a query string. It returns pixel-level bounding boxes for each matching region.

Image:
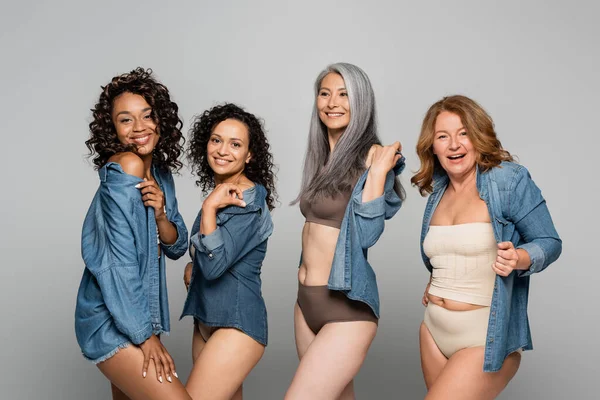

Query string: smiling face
[112,92,160,158]
[432,111,477,180]
[317,72,351,136]
[207,119,252,182]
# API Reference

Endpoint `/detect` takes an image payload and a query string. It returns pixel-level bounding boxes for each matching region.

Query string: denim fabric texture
[300,157,406,319]
[75,162,188,363]
[420,161,562,372]
[181,184,273,345]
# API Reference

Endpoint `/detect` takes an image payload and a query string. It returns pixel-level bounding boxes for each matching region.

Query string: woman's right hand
[422,282,431,307]
[139,334,177,383]
[183,262,192,290]
[202,183,246,211]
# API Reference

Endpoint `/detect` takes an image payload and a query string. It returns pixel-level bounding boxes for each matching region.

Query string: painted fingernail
[143,371,146,378]
[173,372,179,378]
[159,376,163,383]
[167,375,172,383]
[241,201,246,207]
[135,184,141,188]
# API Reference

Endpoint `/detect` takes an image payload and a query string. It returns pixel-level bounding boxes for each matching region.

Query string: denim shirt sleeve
[508,166,562,277]
[352,159,405,249]
[158,173,188,260]
[190,207,262,280]
[84,183,153,345]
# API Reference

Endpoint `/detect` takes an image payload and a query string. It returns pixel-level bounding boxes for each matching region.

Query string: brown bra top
[300,190,352,229]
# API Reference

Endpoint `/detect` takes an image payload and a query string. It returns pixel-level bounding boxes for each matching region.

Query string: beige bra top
[424,222,498,307]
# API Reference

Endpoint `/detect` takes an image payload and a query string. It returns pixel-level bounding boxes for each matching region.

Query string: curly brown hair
[85,67,184,171]
[187,103,278,211]
[411,95,514,195]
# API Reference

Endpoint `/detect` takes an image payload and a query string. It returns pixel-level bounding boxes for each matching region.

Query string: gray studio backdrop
[1,0,597,399]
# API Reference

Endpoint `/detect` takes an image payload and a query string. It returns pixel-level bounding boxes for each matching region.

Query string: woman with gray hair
[285,63,406,399]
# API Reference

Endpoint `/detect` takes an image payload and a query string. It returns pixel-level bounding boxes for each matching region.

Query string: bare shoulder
[108,152,144,178]
[365,144,382,167]
[238,176,256,192]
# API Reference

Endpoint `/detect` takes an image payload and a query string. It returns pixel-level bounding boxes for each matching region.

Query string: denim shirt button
[208,253,214,259]
[488,337,494,343]
[491,311,496,316]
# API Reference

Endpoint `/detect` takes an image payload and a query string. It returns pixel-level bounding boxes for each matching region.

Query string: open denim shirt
[420,161,562,372]
[299,157,406,318]
[75,162,188,363]
[181,184,273,345]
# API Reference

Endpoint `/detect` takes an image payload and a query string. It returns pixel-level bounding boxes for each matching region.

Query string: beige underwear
[423,303,490,358]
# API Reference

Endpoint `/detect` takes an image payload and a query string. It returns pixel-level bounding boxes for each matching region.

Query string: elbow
[550,237,563,264]
[199,264,226,281]
[164,248,186,261]
[359,226,384,249]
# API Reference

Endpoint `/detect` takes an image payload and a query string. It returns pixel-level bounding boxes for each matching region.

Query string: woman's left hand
[183,262,192,291]
[136,179,166,220]
[492,241,519,276]
[369,142,403,176]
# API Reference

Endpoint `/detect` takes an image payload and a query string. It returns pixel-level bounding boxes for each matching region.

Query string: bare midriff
[426,293,487,311]
[298,222,340,286]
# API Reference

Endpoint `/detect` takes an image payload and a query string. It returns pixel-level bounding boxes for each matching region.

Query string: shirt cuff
[353,193,385,218]
[129,323,153,345]
[516,242,545,277]
[191,228,225,254]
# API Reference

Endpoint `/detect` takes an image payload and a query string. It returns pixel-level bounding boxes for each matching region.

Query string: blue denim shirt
[420,161,562,372]
[75,162,188,363]
[300,158,406,318]
[181,184,273,346]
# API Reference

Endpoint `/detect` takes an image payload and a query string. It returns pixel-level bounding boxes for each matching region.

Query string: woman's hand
[369,141,402,177]
[422,282,431,307]
[136,179,166,220]
[139,335,178,383]
[183,262,192,290]
[203,183,247,211]
[492,242,519,277]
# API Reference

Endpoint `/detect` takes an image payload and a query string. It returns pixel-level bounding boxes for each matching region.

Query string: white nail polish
[167,376,172,383]
[135,184,141,188]
[159,376,163,383]
[173,372,179,378]
[143,371,146,378]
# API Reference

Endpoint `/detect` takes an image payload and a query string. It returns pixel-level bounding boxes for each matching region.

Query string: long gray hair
[292,62,404,204]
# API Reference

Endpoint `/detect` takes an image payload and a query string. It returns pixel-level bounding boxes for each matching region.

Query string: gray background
[1,0,597,399]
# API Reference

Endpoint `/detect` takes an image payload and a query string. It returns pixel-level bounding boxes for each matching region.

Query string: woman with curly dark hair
[75,68,191,400]
[181,103,277,400]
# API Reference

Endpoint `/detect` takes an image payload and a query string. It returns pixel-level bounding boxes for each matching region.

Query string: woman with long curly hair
[75,68,191,400]
[285,63,406,399]
[181,103,277,400]
[412,95,562,399]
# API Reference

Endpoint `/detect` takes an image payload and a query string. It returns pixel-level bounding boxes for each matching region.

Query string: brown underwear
[194,320,219,342]
[297,282,378,334]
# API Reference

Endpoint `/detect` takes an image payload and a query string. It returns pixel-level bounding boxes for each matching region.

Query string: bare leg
[293,303,316,359]
[190,324,243,399]
[191,322,206,363]
[419,322,448,389]
[97,346,191,400]
[231,385,243,400]
[285,319,377,400]
[186,326,264,400]
[111,383,130,400]
[337,380,355,400]
[425,347,521,400]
